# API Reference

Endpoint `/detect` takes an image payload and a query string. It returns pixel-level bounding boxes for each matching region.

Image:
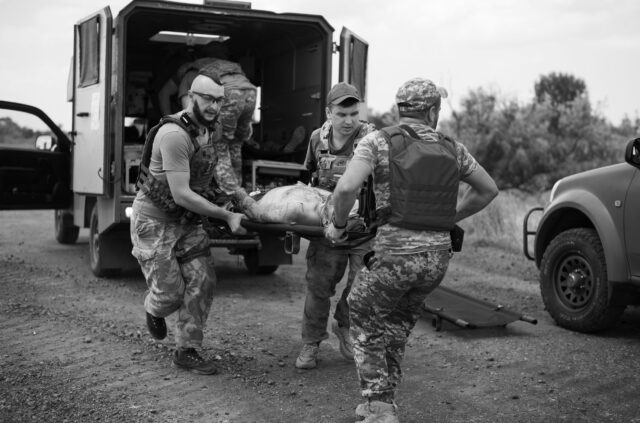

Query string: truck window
[0,109,56,151]
[78,16,100,87]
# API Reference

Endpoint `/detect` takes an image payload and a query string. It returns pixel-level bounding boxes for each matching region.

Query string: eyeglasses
[191,91,225,105]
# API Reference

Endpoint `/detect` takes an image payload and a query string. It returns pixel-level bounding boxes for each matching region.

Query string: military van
[0,0,368,276]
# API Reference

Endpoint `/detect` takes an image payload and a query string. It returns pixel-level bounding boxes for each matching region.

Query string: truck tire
[243,250,279,275]
[89,206,119,277]
[539,228,625,333]
[54,209,79,244]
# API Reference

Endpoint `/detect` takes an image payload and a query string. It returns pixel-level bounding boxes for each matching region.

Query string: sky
[1,0,639,130]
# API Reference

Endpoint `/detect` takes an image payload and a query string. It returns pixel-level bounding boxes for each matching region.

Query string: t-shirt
[135,118,237,220]
[351,123,478,253]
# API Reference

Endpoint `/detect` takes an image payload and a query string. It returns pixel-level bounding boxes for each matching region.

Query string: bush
[459,188,547,253]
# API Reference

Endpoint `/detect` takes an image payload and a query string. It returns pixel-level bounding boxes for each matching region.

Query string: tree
[534,72,587,106]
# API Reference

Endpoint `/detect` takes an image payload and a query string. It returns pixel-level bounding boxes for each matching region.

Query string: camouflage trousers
[218,87,257,181]
[130,207,216,349]
[302,239,371,344]
[348,249,451,401]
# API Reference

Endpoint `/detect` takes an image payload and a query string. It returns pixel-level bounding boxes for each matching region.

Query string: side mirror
[35,134,54,150]
[625,138,640,169]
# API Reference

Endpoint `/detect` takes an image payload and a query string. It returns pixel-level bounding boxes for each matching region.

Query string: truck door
[71,8,112,196]
[0,101,72,210]
[624,170,640,276]
[339,27,369,112]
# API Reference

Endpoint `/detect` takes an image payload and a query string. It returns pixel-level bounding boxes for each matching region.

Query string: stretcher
[240,219,375,253]
[423,285,538,331]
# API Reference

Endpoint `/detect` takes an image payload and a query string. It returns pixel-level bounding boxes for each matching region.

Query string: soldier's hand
[324,223,347,244]
[227,212,247,235]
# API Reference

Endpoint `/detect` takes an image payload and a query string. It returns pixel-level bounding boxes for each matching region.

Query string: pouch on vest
[381,125,460,231]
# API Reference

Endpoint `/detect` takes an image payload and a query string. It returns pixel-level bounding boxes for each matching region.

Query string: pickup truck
[523,138,640,332]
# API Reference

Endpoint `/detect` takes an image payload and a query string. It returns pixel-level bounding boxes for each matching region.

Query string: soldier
[131,70,246,375]
[325,78,499,422]
[159,56,257,184]
[295,82,377,370]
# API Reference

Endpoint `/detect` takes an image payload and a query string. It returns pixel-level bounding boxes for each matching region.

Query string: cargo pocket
[131,245,156,262]
[131,245,157,281]
[131,214,159,264]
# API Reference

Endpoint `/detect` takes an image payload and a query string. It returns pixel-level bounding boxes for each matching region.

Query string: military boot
[295,343,319,369]
[146,312,166,340]
[172,348,218,375]
[356,400,398,423]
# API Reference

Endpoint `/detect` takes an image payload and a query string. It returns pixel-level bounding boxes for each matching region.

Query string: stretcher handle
[240,219,324,236]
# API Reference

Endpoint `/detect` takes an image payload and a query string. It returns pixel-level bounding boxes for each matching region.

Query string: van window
[78,16,100,87]
[347,37,367,101]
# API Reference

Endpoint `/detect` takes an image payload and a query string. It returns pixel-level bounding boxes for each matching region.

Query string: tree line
[0,117,42,147]
[369,72,639,192]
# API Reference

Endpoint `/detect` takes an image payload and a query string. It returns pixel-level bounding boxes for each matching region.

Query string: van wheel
[89,206,118,277]
[54,209,79,244]
[243,250,278,275]
[539,228,625,333]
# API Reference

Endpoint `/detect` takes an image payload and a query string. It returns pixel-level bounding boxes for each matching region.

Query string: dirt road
[1,210,639,423]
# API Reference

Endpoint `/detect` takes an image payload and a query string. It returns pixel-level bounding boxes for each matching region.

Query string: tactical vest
[379,125,460,231]
[136,113,219,218]
[311,130,356,191]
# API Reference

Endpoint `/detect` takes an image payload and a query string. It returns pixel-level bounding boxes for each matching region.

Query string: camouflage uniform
[130,115,234,349]
[130,214,215,348]
[302,120,377,344]
[178,58,257,183]
[346,78,479,402]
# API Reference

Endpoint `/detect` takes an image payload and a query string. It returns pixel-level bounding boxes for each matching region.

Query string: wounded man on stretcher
[233,182,373,246]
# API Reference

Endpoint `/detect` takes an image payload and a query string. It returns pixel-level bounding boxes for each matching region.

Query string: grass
[459,187,549,253]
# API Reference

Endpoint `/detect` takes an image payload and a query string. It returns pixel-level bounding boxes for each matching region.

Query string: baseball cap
[327,82,362,105]
[395,77,448,112]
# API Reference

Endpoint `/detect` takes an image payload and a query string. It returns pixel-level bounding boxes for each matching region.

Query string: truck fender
[535,188,629,283]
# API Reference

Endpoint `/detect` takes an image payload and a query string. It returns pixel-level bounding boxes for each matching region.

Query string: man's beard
[193,101,217,129]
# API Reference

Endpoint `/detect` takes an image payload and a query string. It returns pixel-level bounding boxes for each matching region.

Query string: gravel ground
[1,210,640,423]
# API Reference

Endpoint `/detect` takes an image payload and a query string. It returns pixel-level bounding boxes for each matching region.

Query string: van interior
[116,3,333,191]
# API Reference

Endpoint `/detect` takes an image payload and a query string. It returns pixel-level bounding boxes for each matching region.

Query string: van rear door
[339,27,369,106]
[71,7,112,196]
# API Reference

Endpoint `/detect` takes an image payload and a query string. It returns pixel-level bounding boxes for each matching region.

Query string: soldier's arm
[455,165,499,222]
[166,170,246,233]
[331,160,371,226]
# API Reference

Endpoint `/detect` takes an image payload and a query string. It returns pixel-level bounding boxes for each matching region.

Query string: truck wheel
[89,206,118,277]
[54,210,79,244]
[539,228,625,333]
[243,250,279,275]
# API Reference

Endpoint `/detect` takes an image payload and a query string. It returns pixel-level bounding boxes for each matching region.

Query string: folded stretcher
[423,285,538,331]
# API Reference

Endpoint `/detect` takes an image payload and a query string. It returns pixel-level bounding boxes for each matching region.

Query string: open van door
[71,7,112,196]
[339,27,369,115]
[0,101,72,210]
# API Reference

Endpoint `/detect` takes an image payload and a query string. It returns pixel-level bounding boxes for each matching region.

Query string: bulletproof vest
[380,125,460,231]
[136,113,218,217]
[312,130,355,191]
